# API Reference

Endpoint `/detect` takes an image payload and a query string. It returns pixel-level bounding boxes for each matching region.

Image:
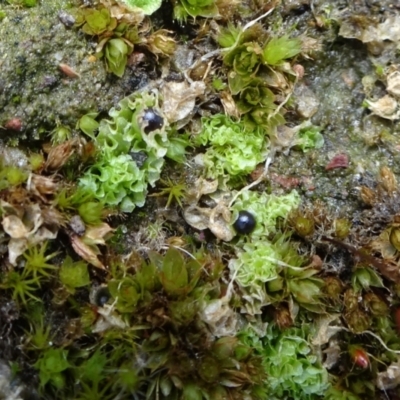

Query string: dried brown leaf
[2,215,31,239]
[162,81,205,123]
[220,90,240,119]
[27,174,58,202]
[44,140,76,171]
[84,223,114,245]
[376,356,400,390]
[324,236,400,283]
[379,166,397,193]
[360,186,376,206]
[70,234,105,269]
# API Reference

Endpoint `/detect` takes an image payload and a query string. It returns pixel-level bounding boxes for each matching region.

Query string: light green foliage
[241,325,329,399]
[79,91,188,212]
[117,0,162,15]
[212,77,227,91]
[0,270,41,305]
[229,241,280,287]
[232,190,301,239]
[194,114,267,179]
[295,124,324,152]
[225,42,262,80]
[263,326,329,399]
[78,113,99,140]
[0,159,28,190]
[75,6,137,77]
[79,154,146,212]
[59,256,90,292]
[108,275,140,313]
[262,35,302,66]
[231,232,324,310]
[173,0,218,21]
[220,25,303,131]
[105,38,131,77]
[35,348,70,389]
[53,186,94,211]
[7,0,37,7]
[81,8,117,36]
[325,387,360,400]
[50,124,72,144]
[351,267,384,292]
[217,23,242,48]
[78,201,104,225]
[76,349,108,387]
[29,153,44,171]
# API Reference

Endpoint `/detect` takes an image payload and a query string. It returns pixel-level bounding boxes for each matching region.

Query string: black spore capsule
[143,108,164,133]
[233,210,256,234]
[95,286,111,307]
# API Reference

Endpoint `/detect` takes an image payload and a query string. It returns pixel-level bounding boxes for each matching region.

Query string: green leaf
[135,261,160,293]
[105,38,130,78]
[79,350,107,384]
[161,247,188,295]
[78,113,99,139]
[175,0,218,19]
[78,201,103,225]
[166,134,189,163]
[262,35,302,65]
[352,267,384,291]
[35,348,70,388]
[82,8,113,35]
[288,277,323,304]
[194,114,267,179]
[117,0,162,15]
[108,277,140,313]
[295,124,324,152]
[217,23,242,48]
[182,383,203,400]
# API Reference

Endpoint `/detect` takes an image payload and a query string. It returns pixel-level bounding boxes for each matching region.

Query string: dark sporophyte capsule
[233,210,256,234]
[143,108,164,133]
[95,286,111,307]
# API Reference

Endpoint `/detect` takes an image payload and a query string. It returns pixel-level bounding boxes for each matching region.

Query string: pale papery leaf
[312,314,343,346]
[2,215,30,239]
[84,223,114,245]
[92,304,127,333]
[162,81,205,123]
[7,238,29,265]
[376,356,400,390]
[70,234,105,269]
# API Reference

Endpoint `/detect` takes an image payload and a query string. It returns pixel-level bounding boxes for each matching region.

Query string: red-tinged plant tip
[349,345,370,369]
[325,153,349,170]
[4,118,22,131]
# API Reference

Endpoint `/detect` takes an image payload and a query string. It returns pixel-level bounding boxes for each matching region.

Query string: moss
[0,1,143,139]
